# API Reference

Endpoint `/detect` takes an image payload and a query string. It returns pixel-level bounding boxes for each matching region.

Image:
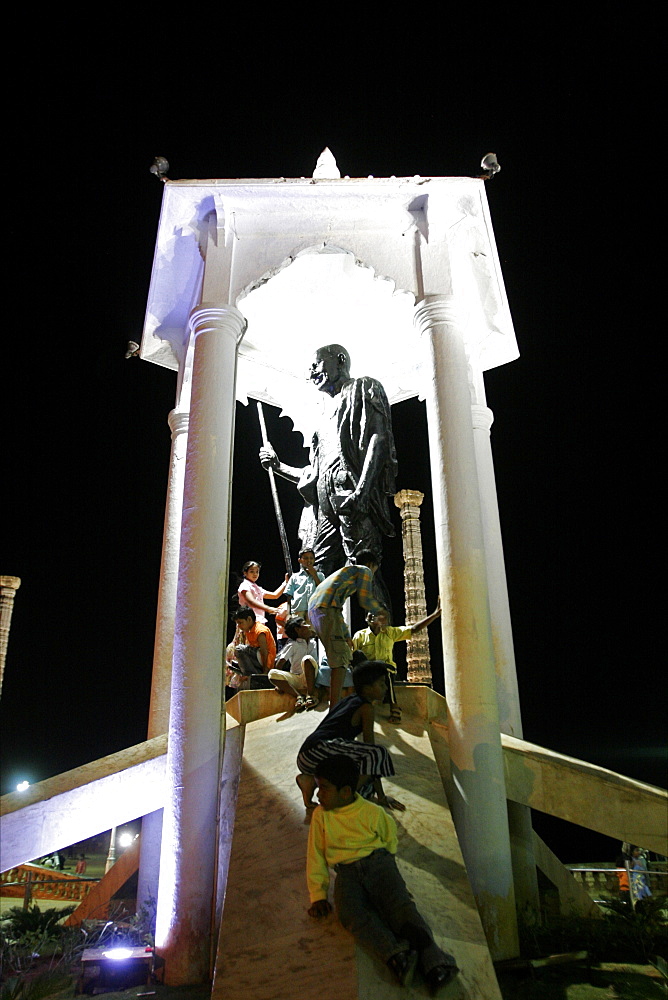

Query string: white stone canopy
[136,166,530,976]
[141,175,518,442]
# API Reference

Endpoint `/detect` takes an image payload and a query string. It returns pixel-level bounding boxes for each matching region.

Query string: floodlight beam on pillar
[470,402,541,919]
[155,304,246,986]
[415,294,519,961]
[137,408,190,910]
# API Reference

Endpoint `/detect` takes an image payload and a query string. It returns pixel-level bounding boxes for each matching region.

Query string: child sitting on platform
[231,607,276,676]
[306,754,459,994]
[267,616,320,710]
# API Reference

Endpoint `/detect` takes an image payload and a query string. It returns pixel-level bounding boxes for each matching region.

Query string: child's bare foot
[296,773,316,809]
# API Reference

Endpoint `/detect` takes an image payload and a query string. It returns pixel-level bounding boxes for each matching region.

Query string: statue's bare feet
[296,773,316,809]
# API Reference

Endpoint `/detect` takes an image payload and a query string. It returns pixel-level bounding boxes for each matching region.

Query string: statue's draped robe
[297,377,398,567]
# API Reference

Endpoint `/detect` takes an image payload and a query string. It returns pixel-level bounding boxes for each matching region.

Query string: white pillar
[137,409,189,910]
[415,294,519,960]
[155,304,246,985]
[471,403,540,921]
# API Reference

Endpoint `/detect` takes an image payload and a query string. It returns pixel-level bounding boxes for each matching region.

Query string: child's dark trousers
[333,848,455,974]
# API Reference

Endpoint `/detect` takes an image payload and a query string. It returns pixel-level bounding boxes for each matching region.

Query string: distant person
[630,847,652,902]
[267,616,320,710]
[296,660,401,811]
[308,550,387,707]
[352,598,441,723]
[75,854,87,875]
[306,754,459,992]
[284,548,324,621]
[614,851,630,906]
[237,560,289,624]
[232,607,277,675]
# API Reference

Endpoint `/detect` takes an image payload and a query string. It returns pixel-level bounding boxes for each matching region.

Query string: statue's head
[309,344,351,396]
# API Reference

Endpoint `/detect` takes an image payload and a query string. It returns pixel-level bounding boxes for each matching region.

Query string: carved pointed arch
[235,244,423,441]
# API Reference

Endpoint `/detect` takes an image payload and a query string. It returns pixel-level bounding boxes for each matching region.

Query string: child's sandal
[303,695,318,710]
[294,696,307,711]
[389,707,402,723]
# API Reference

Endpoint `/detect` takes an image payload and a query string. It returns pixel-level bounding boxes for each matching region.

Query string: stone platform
[212,694,501,999]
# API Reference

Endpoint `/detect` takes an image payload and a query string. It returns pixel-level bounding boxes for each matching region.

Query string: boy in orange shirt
[232,607,277,674]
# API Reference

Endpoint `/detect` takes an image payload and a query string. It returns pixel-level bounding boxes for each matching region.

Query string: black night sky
[2,18,663,864]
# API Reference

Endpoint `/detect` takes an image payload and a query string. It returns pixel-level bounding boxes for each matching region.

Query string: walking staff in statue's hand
[259,345,398,603]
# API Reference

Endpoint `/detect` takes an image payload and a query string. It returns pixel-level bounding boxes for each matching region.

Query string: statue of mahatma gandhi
[259,344,398,589]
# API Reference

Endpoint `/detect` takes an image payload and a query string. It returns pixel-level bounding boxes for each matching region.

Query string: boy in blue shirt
[307,754,459,993]
[284,548,324,620]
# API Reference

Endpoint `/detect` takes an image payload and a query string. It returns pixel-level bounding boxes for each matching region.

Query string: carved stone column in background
[393,491,431,684]
[0,575,21,699]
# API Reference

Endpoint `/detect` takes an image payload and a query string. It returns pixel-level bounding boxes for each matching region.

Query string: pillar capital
[188,304,247,345]
[167,409,189,438]
[471,403,494,433]
[413,294,461,336]
[394,489,424,512]
[0,576,21,592]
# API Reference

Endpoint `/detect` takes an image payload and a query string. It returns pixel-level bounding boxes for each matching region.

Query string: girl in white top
[237,560,288,624]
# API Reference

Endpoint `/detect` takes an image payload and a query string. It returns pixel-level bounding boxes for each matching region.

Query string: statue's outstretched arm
[259,444,303,484]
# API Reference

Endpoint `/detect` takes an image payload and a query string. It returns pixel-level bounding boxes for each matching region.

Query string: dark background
[2,18,662,864]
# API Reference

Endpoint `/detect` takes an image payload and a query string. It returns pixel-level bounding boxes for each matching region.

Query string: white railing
[568,863,666,908]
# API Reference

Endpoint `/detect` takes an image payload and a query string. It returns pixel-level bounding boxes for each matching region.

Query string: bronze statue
[259,344,398,586]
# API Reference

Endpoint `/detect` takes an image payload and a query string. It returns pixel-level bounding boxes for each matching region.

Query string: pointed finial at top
[312,148,341,179]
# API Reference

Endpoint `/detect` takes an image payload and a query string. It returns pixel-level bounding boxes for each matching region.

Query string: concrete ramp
[0,736,167,872]
[501,733,667,856]
[212,704,501,1000]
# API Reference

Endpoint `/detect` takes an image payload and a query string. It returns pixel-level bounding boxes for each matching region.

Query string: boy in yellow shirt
[352,597,441,722]
[307,754,459,993]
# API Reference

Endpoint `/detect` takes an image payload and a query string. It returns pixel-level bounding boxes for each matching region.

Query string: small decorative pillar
[155,304,246,985]
[137,408,189,910]
[393,490,431,683]
[415,294,519,960]
[0,576,21,699]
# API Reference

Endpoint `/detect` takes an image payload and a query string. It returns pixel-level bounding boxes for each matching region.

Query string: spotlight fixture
[480,153,501,178]
[79,945,154,992]
[149,156,170,182]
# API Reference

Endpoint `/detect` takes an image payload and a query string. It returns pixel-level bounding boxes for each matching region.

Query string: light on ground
[16,781,30,792]
[102,948,133,961]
